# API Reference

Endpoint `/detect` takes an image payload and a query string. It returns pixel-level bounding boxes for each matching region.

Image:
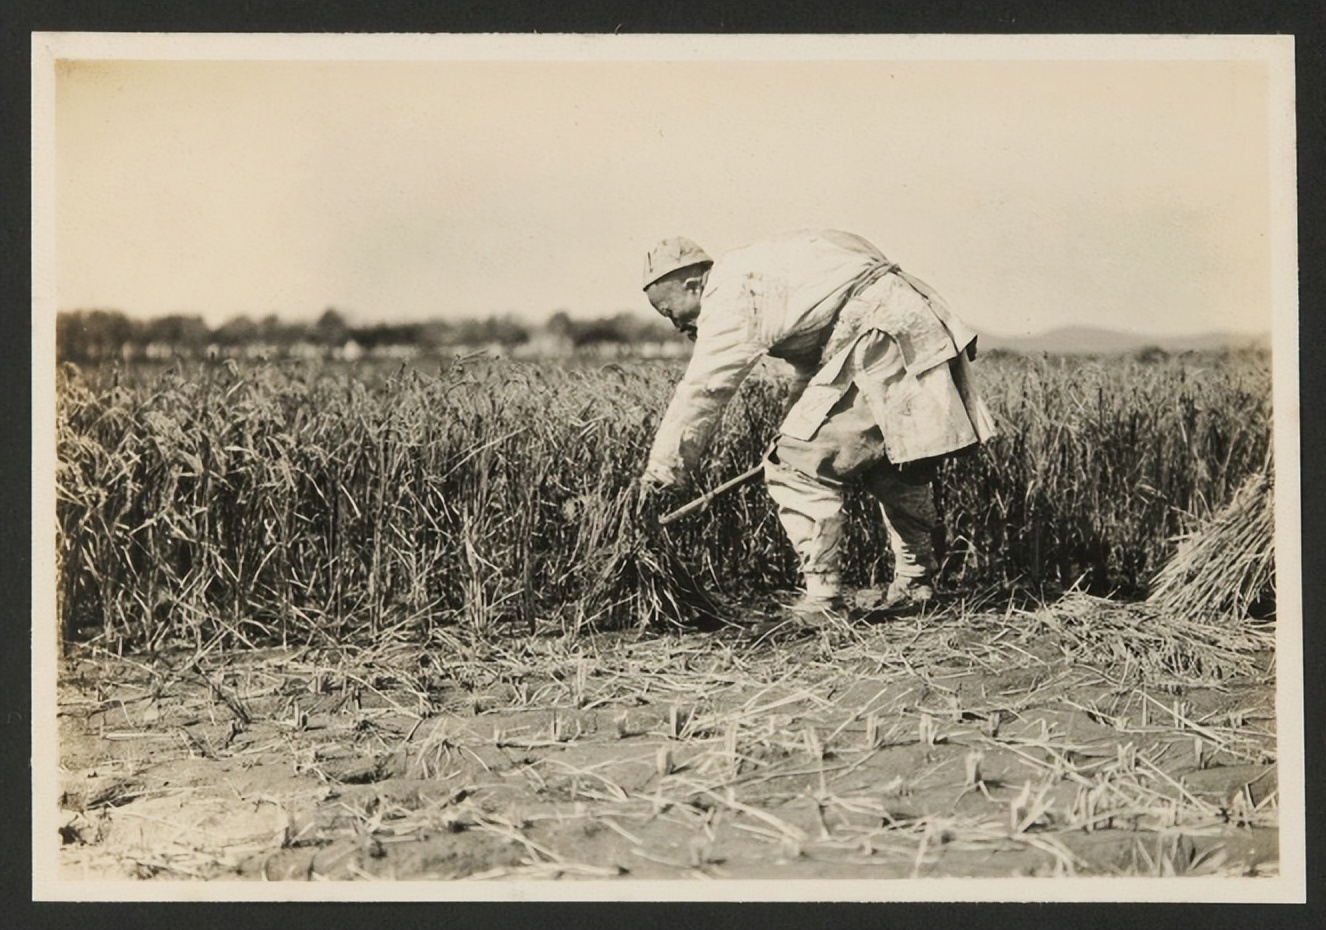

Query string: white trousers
[764,383,939,588]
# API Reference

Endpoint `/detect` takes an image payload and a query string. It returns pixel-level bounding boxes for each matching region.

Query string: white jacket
[643,230,995,485]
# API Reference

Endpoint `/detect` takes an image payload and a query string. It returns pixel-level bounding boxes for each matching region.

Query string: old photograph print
[32,32,1302,902]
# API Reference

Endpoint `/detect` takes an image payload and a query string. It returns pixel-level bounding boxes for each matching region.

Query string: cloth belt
[817,260,899,367]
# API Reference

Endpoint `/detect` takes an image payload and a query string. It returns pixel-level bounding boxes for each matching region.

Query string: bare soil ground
[55,596,1279,884]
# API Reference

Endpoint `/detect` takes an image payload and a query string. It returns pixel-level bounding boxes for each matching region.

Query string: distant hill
[977,325,1269,356]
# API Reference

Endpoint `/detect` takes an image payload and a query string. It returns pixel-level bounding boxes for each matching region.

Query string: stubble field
[52,350,1279,884]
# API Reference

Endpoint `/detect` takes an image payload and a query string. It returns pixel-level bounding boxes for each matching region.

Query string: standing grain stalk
[55,349,1271,649]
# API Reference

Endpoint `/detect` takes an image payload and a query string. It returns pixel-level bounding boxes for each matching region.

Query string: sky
[47,35,1292,339]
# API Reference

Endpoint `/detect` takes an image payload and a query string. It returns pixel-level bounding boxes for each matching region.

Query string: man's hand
[633,474,666,520]
[633,472,687,524]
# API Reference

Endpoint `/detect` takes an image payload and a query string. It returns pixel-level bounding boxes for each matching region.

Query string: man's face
[646,276,703,340]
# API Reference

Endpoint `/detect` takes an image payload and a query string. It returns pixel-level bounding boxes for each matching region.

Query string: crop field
[52,349,1281,886]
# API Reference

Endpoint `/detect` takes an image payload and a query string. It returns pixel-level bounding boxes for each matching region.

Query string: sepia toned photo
[31,32,1302,902]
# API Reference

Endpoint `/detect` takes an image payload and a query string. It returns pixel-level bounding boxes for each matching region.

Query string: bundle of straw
[1148,468,1275,622]
[572,486,729,633]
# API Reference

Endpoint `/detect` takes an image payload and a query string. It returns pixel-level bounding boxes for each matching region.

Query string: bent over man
[638,229,996,618]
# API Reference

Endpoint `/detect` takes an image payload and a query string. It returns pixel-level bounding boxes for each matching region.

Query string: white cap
[642,236,712,290]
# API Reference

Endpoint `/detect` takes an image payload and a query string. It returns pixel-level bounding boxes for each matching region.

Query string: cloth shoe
[881,578,935,613]
[741,590,845,644]
[785,591,848,620]
[849,579,936,621]
[787,571,850,623]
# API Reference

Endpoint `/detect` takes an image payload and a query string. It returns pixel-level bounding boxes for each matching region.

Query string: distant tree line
[55,307,680,363]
